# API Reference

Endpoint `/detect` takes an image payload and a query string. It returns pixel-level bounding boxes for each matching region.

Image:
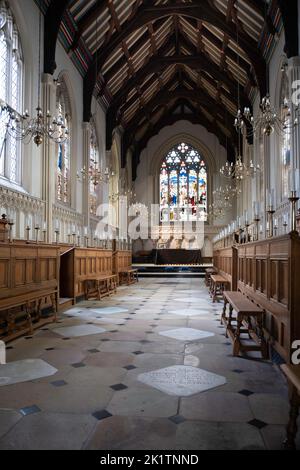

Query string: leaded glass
[159,143,208,222]
[89,123,100,215]
[56,87,71,204]
[0,3,23,184]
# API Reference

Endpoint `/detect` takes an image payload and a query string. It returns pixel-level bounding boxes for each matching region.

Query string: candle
[84,227,88,236]
[43,221,47,231]
[55,218,59,230]
[268,189,275,208]
[25,215,30,227]
[289,168,300,193]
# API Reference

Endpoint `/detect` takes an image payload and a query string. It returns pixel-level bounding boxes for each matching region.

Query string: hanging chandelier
[78,161,110,188]
[220,3,260,183]
[1,0,69,147]
[234,0,299,139]
[220,158,260,181]
[209,186,234,220]
[235,94,299,138]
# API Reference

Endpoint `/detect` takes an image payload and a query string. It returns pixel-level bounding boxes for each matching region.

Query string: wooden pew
[213,246,238,290]
[222,291,268,358]
[112,250,137,285]
[237,234,300,363]
[59,247,114,302]
[213,234,300,363]
[210,274,230,302]
[119,268,139,286]
[205,267,218,287]
[0,243,60,342]
[84,274,118,300]
[280,365,300,450]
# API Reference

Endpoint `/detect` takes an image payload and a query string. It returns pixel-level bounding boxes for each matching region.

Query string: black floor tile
[110,383,128,391]
[92,410,113,421]
[20,405,41,416]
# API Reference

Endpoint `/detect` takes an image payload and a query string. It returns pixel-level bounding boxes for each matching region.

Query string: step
[58,298,74,312]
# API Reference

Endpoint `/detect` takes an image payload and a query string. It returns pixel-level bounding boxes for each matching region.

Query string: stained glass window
[89,122,100,215]
[0,2,23,184]
[159,143,208,221]
[56,84,71,204]
[280,69,291,199]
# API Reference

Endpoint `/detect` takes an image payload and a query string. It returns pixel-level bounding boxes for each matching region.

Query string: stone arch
[149,132,217,208]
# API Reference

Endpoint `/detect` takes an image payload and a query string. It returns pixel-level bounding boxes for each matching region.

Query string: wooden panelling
[0,242,60,341]
[213,246,238,291]
[236,235,300,363]
[0,258,9,288]
[113,251,132,275]
[59,248,114,300]
[214,234,300,363]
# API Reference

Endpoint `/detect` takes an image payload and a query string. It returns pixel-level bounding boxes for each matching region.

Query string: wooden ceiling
[43,0,287,172]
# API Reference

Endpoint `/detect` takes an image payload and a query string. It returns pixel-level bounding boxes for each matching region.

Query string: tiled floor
[0,278,299,450]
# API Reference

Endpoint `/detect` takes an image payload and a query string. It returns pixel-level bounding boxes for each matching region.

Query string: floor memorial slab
[117,297,143,302]
[64,308,91,316]
[0,359,57,386]
[174,298,212,305]
[159,328,215,341]
[138,365,226,397]
[168,309,210,317]
[89,307,129,315]
[92,318,126,325]
[53,325,106,338]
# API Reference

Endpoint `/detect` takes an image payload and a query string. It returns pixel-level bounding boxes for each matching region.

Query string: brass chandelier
[1,0,69,147]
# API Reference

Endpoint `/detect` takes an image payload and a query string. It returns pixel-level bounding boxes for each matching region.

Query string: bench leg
[226,304,234,338]
[25,303,33,335]
[6,311,15,336]
[221,298,228,324]
[51,293,57,322]
[283,387,299,450]
[233,316,242,356]
[256,315,268,359]
[212,282,218,303]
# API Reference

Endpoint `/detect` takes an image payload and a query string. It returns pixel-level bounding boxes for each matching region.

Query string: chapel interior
[0,0,300,452]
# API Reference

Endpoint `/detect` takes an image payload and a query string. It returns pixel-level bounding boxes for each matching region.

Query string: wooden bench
[280,364,300,450]
[221,291,268,358]
[84,274,118,300]
[205,267,218,287]
[210,274,230,302]
[119,268,139,286]
[0,285,58,343]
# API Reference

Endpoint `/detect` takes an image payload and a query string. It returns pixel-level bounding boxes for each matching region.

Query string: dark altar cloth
[153,249,202,265]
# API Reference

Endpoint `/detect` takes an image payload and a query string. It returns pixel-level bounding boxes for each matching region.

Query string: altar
[153,249,202,265]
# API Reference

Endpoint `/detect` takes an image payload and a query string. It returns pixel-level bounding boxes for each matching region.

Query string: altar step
[133,264,211,278]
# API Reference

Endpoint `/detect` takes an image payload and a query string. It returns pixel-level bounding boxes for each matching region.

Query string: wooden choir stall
[212,234,300,364]
[0,242,60,342]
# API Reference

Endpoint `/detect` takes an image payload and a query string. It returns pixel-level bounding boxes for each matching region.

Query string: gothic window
[160,142,208,222]
[0,2,23,184]
[56,83,71,204]
[89,122,100,216]
[280,69,291,199]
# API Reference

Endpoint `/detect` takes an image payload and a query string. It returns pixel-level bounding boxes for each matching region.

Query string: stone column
[288,56,300,171]
[82,122,91,228]
[41,73,57,243]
